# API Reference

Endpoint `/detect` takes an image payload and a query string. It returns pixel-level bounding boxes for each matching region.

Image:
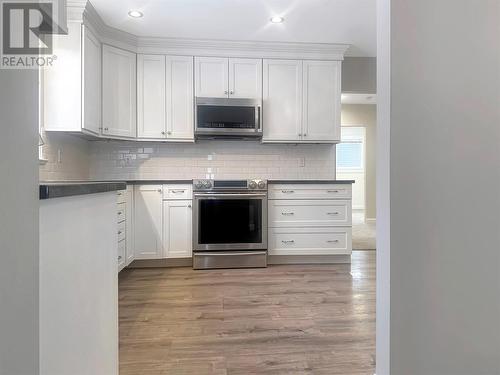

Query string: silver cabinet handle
[157,189,162,193]
[167,131,172,135]
[187,204,192,208]
[327,190,340,193]
[281,212,295,216]
[118,212,122,215]
[282,240,295,244]
[298,133,302,136]
[118,256,122,260]
[224,90,228,95]
[104,127,109,131]
[303,133,307,136]
[161,131,165,135]
[118,231,122,235]
[230,90,234,94]
[281,190,295,194]
[326,240,339,243]
[171,190,185,193]
[326,212,339,215]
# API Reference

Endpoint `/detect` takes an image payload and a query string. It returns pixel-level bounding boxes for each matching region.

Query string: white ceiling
[89,0,376,57]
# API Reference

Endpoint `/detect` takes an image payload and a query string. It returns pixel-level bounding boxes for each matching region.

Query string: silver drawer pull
[326,212,339,215]
[326,240,339,243]
[118,256,122,260]
[327,190,340,193]
[118,212,122,215]
[118,231,122,235]
[282,240,295,244]
[157,189,162,193]
[281,190,295,194]
[281,212,295,216]
[171,190,185,193]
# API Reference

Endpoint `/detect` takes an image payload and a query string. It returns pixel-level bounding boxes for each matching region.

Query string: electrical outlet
[57,149,62,163]
[299,157,305,167]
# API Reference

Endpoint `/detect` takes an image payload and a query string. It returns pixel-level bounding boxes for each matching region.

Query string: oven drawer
[269,199,351,227]
[268,184,351,200]
[163,184,192,200]
[268,227,352,255]
[193,251,267,269]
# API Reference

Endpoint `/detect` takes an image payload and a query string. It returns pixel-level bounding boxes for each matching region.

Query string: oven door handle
[194,193,267,198]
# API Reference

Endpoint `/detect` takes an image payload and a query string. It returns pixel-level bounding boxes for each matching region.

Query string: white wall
[0,71,39,374]
[342,57,376,94]
[89,141,336,180]
[379,0,500,373]
[341,104,376,218]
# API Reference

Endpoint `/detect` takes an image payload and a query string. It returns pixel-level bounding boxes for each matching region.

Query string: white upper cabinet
[162,200,193,258]
[262,59,341,143]
[82,26,101,135]
[262,59,303,142]
[137,54,166,139]
[195,57,262,99]
[194,57,229,98]
[166,56,194,140]
[137,54,194,141]
[102,45,137,138]
[134,185,163,259]
[43,23,101,135]
[302,60,341,142]
[229,58,262,99]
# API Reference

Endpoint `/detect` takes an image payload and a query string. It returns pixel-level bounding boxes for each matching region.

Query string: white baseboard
[365,218,376,224]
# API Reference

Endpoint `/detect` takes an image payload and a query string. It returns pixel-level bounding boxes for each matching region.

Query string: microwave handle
[256,105,262,132]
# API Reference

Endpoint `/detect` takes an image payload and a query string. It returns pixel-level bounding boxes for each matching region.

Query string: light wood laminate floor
[119,251,376,375]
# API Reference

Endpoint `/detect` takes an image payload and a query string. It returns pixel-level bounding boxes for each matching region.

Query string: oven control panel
[193,179,267,191]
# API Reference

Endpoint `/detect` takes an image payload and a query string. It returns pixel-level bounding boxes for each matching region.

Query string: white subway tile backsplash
[88,141,336,180]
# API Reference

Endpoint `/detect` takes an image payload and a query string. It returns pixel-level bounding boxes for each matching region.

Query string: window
[336,127,365,171]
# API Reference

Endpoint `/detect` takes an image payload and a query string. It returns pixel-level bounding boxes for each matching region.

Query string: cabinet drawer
[163,184,192,200]
[116,190,126,204]
[268,184,351,200]
[268,227,352,256]
[118,240,126,269]
[117,221,126,242]
[117,203,126,223]
[269,199,351,227]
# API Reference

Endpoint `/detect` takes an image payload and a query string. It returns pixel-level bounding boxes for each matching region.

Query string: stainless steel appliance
[192,179,268,269]
[195,97,262,139]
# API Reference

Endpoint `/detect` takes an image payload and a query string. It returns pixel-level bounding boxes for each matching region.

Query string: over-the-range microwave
[195,97,262,139]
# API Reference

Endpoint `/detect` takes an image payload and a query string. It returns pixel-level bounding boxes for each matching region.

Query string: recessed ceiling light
[270,16,284,24]
[128,10,143,18]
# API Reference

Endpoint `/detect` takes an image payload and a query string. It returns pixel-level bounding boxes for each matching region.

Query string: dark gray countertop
[39,182,127,200]
[268,179,355,184]
[126,180,192,184]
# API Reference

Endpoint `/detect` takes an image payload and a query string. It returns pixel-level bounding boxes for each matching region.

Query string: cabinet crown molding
[82,1,349,60]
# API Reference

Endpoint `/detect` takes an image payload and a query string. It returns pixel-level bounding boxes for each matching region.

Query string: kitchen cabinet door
[163,200,193,258]
[137,54,166,139]
[262,59,303,142]
[102,45,137,138]
[166,56,194,141]
[194,57,229,98]
[82,25,101,135]
[302,60,341,142]
[134,185,163,259]
[229,58,262,100]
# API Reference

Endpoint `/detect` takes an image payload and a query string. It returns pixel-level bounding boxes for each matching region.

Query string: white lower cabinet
[134,184,192,260]
[134,185,163,259]
[268,184,353,258]
[162,200,193,258]
[125,185,135,265]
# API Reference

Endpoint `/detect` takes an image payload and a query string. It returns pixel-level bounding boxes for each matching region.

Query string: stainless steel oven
[195,97,262,139]
[192,179,267,269]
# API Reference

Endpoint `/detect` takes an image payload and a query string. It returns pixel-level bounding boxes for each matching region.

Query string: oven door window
[198,199,262,244]
[197,106,256,129]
